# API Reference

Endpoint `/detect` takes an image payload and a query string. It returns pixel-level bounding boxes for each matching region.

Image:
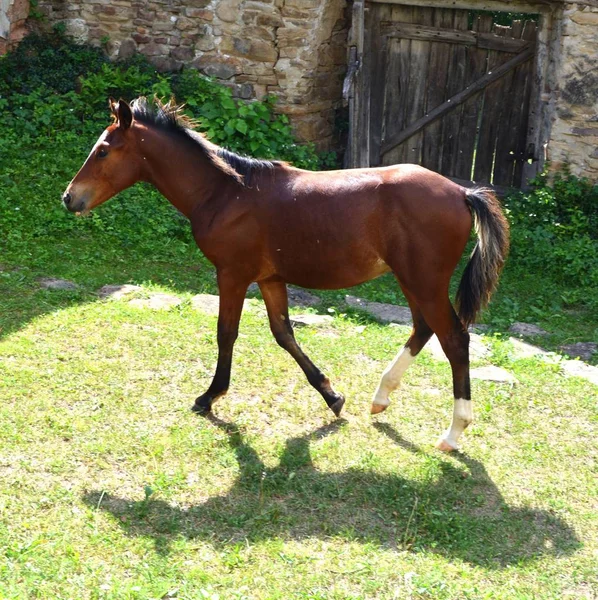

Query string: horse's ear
[108,97,117,116]
[116,99,133,130]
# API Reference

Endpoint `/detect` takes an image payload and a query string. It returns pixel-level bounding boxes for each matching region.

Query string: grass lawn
[1,137,597,599]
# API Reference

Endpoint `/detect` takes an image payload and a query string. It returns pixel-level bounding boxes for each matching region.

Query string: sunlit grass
[1,271,596,598]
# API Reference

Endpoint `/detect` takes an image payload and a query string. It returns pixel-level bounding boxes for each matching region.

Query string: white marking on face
[372,346,416,407]
[65,129,111,204]
[438,398,473,450]
[89,129,110,157]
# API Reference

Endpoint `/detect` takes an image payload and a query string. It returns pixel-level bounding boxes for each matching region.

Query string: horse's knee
[217,327,238,348]
[272,329,293,350]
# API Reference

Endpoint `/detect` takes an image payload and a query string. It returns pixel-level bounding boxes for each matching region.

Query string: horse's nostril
[63,192,72,205]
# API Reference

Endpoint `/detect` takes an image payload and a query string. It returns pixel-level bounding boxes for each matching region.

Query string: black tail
[456,187,510,326]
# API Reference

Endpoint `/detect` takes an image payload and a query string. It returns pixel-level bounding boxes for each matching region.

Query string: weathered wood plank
[477,32,531,53]
[381,21,476,44]
[493,22,526,186]
[381,44,535,155]
[369,0,553,13]
[513,21,538,186]
[473,23,510,184]
[421,7,451,172]
[344,0,365,167]
[355,1,371,168]
[454,14,489,181]
[383,4,414,165]
[367,3,388,167]
[401,6,434,165]
[380,22,531,53]
[441,11,469,177]
[522,12,549,183]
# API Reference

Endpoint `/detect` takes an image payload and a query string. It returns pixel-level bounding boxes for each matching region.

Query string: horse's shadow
[82,418,579,568]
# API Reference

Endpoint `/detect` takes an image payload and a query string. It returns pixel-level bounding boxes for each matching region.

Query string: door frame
[344,0,562,190]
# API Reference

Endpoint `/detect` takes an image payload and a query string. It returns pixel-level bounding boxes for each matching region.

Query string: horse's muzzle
[62,191,86,213]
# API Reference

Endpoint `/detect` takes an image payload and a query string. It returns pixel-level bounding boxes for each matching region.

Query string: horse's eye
[97,148,108,159]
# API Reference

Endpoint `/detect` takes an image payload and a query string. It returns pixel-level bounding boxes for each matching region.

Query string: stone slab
[129,294,182,310]
[191,293,255,316]
[508,338,551,359]
[246,284,320,308]
[470,366,518,384]
[509,322,549,336]
[561,360,598,386]
[345,295,412,324]
[425,333,489,362]
[39,278,79,291]
[287,286,321,308]
[559,342,598,362]
[98,284,143,299]
[290,314,333,327]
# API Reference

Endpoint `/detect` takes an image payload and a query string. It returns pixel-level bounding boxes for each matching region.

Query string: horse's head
[62,99,143,214]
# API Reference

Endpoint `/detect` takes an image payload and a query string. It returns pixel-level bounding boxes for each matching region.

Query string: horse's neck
[139,125,231,218]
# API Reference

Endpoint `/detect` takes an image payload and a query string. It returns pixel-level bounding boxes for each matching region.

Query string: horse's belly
[276,252,390,290]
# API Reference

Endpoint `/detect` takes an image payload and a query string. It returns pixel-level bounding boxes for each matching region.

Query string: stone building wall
[547,3,598,179]
[35,0,349,150]
[0,0,29,53]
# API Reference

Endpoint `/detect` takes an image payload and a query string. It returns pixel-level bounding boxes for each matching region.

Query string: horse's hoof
[370,402,388,415]
[330,396,345,418]
[435,438,458,453]
[191,402,212,416]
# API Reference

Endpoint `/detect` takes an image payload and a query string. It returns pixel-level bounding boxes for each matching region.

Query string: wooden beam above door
[368,0,555,14]
[381,22,532,52]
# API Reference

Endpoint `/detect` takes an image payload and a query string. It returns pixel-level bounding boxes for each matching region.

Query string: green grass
[0,275,596,599]
[1,122,597,599]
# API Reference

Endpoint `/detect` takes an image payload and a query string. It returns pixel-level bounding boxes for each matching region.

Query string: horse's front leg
[192,271,248,415]
[259,279,345,417]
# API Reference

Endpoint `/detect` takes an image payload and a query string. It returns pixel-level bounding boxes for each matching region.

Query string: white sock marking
[372,347,416,407]
[439,398,473,450]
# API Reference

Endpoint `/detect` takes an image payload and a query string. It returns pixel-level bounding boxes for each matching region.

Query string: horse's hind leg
[371,301,433,414]
[259,279,345,417]
[416,297,472,452]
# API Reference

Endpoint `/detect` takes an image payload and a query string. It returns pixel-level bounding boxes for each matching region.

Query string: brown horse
[63,97,509,451]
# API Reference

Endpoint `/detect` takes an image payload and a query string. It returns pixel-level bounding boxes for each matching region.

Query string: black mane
[129,97,282,186]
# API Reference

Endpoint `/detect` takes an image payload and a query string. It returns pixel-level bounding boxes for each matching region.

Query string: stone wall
[35,0,349,150]
[547,3,598,179]
[0,0,29,53]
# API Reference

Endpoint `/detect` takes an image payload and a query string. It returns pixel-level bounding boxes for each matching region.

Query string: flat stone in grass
[425,333,489,362]
[190,293,220,316]
[559,342,598,362]
[98,284,143,299]
[39,278,78,291]
[509,338,551,359]
[289,314,334,327]
[345,295,412,324]
[247,283,320,308]
[561,360,598,386]
[471,365,518,384]
[509,322,549,336]
[190,293,256,316]
[129,293,182,310]
[287,286,321,308]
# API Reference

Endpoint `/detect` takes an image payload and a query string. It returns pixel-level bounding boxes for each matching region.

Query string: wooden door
[347,2,538,189]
